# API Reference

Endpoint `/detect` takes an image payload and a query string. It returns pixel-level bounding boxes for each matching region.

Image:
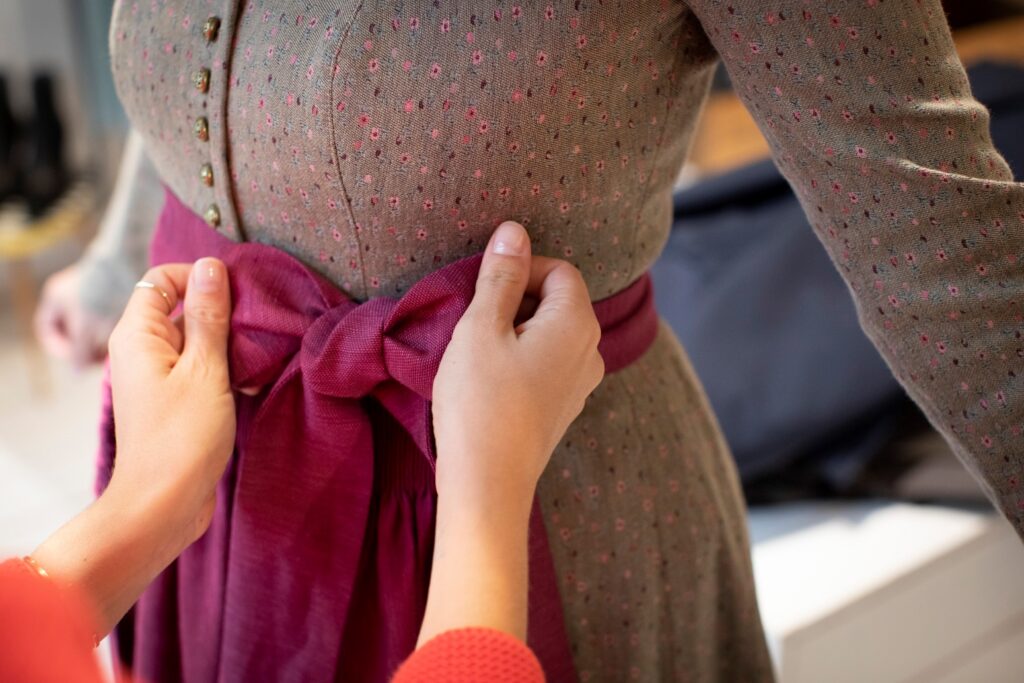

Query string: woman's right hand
[432,220,605,514]
[422,221,604,647]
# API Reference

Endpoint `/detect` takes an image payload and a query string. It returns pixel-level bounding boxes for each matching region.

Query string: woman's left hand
[104,257,236,546]
[30,257,235,635]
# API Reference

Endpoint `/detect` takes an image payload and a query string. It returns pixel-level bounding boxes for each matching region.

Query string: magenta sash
[96,189,659,682]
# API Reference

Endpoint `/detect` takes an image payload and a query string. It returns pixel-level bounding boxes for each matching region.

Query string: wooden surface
[687,16,1024,177]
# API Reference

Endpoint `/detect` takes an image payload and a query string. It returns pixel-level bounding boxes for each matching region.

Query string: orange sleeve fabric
[0,559,105,683]
[392,628,545,683]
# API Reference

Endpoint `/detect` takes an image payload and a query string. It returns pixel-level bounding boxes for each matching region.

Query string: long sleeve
[392,628,545,683]
[0,560,105,683]
[78,128,162,318]
[683,1,1024,533]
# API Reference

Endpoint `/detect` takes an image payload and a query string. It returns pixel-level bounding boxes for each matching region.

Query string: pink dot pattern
[110,0,1023,679]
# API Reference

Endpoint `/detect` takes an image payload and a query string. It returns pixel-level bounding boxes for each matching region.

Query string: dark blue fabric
[652,61,1024,487]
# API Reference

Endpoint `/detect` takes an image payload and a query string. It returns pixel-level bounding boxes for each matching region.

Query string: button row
[193,16,220,227]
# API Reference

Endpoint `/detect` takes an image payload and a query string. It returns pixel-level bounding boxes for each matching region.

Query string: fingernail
[193,258,224,293]
[492,221,527,255]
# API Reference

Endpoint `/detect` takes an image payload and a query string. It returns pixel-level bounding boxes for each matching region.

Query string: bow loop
[221,240,346,393]
[301,297,396,398]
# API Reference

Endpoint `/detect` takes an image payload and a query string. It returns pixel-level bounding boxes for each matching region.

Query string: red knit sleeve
[0,559,105,683]
[392,628,546,683]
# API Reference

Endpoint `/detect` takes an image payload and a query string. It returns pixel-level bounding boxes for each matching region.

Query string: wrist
[437,481,535,533]
[29,488,186,636]
[99,479,196,561]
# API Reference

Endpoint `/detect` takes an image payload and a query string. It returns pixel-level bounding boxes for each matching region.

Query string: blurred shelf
[0,181,97,261]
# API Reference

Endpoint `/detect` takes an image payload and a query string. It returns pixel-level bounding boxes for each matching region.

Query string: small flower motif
[886,131,898,144]
[577,35,588,48]
[429,63,441,79]
[544,6,555,20]
[440,18,451,33]
[369,127,380,141]
[471,49,483,65]
[478,120,490,133]
[422,199,434,211]
[511,6,522,19]
[409,17,420,29]
[367,58,379,72]
[416,227,428,239]
[855,146,867,158]
[388,196,399,208]
[357,113,370,127]
[536,50,549,66]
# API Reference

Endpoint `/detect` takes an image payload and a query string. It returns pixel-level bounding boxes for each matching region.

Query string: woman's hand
[421,221,604,646]
[432,221,605,513]
[30,258,235,635]
[34,264,117,368]
[105,258,235,545]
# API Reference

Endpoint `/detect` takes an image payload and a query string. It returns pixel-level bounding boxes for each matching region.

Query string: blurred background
[1,1,1023,681]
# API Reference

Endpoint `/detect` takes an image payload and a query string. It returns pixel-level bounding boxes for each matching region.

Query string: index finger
[524,255,592,306]
[117,264,194,355]
[123,263,193,321]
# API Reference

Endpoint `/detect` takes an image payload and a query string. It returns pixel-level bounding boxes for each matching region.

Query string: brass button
[204,204,221,227]
[202,17,221,43]
[193,117,209,141]
[199,163,214,187]
[192,68,210,93]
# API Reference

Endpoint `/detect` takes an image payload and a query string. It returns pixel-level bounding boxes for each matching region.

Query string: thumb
[468,221,532,326]
[182,257,232,365]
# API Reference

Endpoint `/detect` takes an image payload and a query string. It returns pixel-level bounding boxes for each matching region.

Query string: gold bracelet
[22,555,101,648]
